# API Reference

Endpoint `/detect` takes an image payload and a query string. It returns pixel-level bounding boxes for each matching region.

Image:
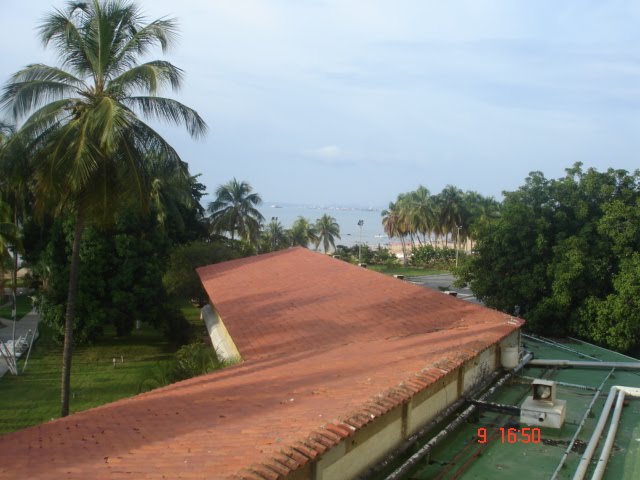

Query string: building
[0,247,523,479]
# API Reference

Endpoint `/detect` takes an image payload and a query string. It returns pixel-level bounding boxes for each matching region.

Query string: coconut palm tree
[261,217,288,252]
[290,216,317,248]
[1,0,206,416]
[314,214,341,253]
[436,185,465,248]
[147,153,193,231]
[208,178,264,246]
[382,200,410,265]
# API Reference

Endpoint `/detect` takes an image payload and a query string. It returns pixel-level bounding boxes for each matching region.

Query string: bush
[137,342,223,393]
[172,342,222,382]
[411,245,459,267]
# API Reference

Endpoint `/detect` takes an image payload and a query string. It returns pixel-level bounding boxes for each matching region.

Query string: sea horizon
[257,203,390,248]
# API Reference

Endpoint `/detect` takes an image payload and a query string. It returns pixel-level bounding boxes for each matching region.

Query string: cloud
[304,145,358,167]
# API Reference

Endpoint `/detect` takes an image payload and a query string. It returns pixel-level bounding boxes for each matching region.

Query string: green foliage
[314,214,341,253]
[411,245,459,267]
[333,244,398,266]
[290,216,317,248]
[138,342,224,392]
[259,217,289,253]
[457,164,640,352]
[172,342,222,382]
[208,178,264,245]
[35,212,172,343]
[162,240,245,306]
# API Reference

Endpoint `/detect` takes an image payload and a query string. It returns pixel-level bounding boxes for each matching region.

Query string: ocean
[258,204,390,248]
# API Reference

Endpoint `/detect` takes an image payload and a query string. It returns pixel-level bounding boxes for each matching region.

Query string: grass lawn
[368,265,448,277]
[0,295,34,320]
[0,298,203,435]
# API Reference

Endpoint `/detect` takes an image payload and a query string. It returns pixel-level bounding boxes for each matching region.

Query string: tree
[314,214,341,253]
[1,0,206,416]
[290,216,317,248]
[208,178,264,246]
[163,241,244,306]
[457,164,640,353]
[382,200,409,265]
[406,185,435,245]
[0,201,19,302]
[435,185,465,248]
[261,217,288,252]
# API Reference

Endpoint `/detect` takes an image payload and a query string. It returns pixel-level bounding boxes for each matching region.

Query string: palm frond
[108,61,183,96]
[113,18,180,72]
[124,96,207,138]
[1,64,85,120]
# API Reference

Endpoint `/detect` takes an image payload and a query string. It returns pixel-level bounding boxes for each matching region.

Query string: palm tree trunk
[60,212,85,417]
[400,237,408,266]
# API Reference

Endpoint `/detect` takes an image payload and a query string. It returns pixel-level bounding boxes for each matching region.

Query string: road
[406,273,482,304]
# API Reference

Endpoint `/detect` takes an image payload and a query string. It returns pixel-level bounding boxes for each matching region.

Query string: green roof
[380,336,640,480]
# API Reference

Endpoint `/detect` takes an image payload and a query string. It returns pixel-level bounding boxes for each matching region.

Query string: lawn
[368,265,448,277]
[0,295,34,320]
[0,298,203,435]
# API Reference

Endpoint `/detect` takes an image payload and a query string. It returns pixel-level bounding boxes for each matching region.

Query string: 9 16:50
[477,427,542,444]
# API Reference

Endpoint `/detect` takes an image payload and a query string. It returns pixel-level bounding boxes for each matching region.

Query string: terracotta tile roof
[0,248,523,479]
[196,247,514,360]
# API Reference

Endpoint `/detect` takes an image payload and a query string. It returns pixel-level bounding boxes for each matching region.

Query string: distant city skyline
[3,1,640,205]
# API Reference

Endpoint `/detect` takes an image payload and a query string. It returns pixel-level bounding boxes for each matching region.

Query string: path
[0,310,40,379]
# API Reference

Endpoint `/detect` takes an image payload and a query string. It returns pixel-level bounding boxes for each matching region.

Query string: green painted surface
[385,337,640,480]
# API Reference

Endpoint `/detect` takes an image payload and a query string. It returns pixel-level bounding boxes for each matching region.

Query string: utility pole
[358,220,364,264]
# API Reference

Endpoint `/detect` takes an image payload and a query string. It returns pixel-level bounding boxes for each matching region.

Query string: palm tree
[464,191,500,248]
[261,217,288,252]
[1,0,206,416]
[382,200,409,265]
[314,214,341,253]
[436,186,465,248]
[408,186,436,245]
[208,178,264,245]
[147,153,193,231]
[290,216,317,248]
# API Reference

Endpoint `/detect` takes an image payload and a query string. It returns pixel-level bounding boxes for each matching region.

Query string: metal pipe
[518,375,598,391]
[21,325,37,374]
[591,390,625,480]
[384,351,533,480]
[529,359,640,370]
[550,368,615,480]
[573,387,620,480]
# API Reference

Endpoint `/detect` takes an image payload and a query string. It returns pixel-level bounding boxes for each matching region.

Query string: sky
[2,1,640,207]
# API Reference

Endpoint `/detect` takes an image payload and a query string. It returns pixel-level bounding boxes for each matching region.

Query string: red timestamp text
[476,427,541,444]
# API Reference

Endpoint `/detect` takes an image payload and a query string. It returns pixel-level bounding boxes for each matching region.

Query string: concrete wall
[201,304,241,362]
[304,329,521,480]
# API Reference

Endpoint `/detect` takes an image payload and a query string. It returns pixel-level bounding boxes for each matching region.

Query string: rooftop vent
[520,379,566,428]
